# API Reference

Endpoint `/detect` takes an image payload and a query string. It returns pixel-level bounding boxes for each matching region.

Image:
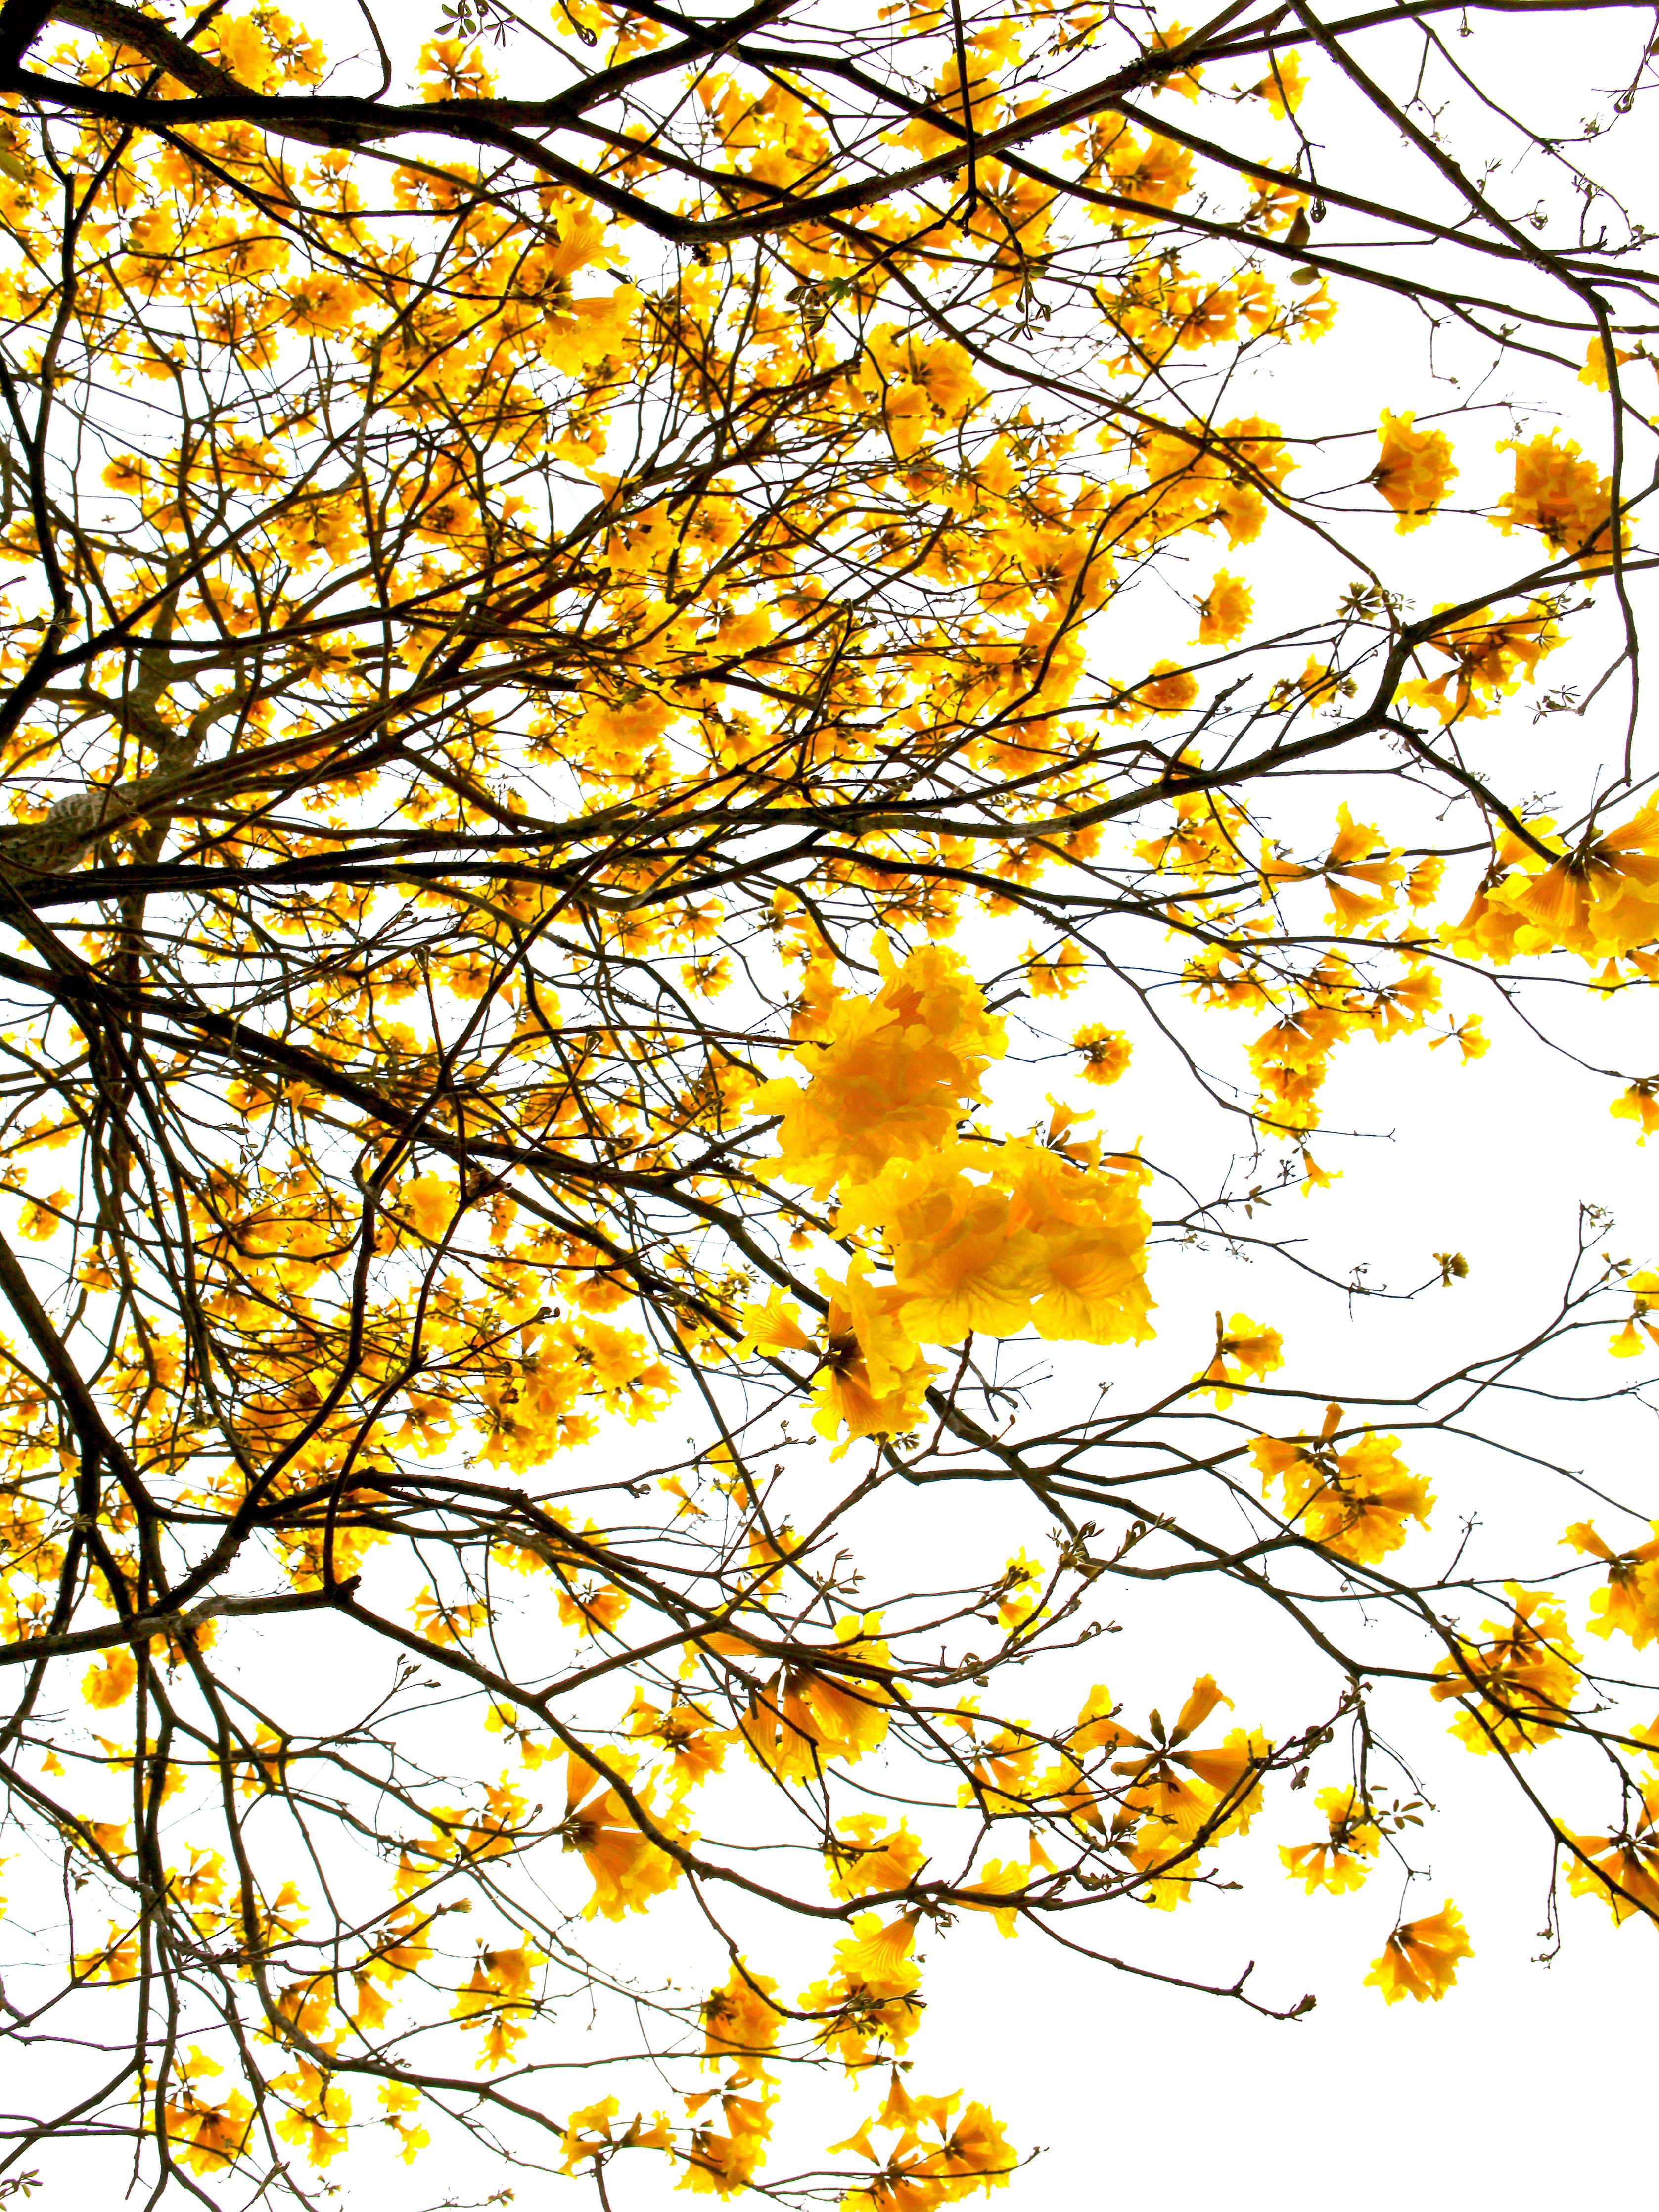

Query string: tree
[0,0,1652,2199]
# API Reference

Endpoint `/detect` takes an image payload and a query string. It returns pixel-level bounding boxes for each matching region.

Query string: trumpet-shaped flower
[1365,1901,1472,2003]
[1253,1404,1433,1563]
[1373,409,1457,531]
[1430,1586,1580,1753]
[1280,1786,1382,1893]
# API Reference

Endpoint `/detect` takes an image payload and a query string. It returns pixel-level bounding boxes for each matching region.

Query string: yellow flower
[681,2077,775,2194]
[1499,803,1659,962]
[1102,1677,1269,1895]
[1430,1586,1580,1753]
[742,1258,940,1451]
[451,1937,546,2069]
[1580,335,1636,391]
[921,2097,1016,2190]
[418,37,497,99]
[1072,1022,1132,1086]
[560,1753,686,1919]
[378,2081,430,2164]
[1193,569,1252,645]
[401,1174,459,1242]
[1562,1519,1659,1645]
[1373,410,1457,531]
[1563,1778,1659,1925]
[210,15,275,91]
[1025,940,1087,997]
[755,945,1006,1197]
[17,1187,71,1241]
[826,1815,928,1902]
[1280,1786,1382,1893]
[1319,803,1403,930]
[1270,655,1346,711]
[83,1646,138,1708]
[410,1586,489,1645]
[272,2059,352,2166]
[74,1924,141,1985]
[626,1691,734,1794]
[1249,51,1308,117]
[1397,600,1561,722]
[848,1152,1044,1345]
[280,272,368,334]
[1364,1901,1472,2003]
[700,1963,782,2068]
[1194,1311,1283,1406]
[1612,1083,1659,1144]
[164,2047,255,2176]
[742,1622,893,1782]
[1253,1404,1433,1564]
[799,1912,923,2071]
[1138,658,1199,715]
[1494,430,1625,570]
[1007,1138,1156,1349]
[681,954,732,997]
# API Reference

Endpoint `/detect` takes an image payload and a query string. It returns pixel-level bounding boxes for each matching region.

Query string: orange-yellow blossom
[743,1618,893,1783]
[827,1815,929,1902]
[1494,430,1625,569]
[1365,1901,1472,2002]
[754,945,1006,1196]
[1430,1586,1580,1753]
[1072,1022,1132,1086]
[1612,1084,1659,1145]
[1564,1775,1659,1927]
[1280,1786,1382,1893]
[1373,409,1457,531]
[701,1963,782,2069]
[1194,1311,1283,1406]
[799,1912,924,2071]
[1562,1519,1659,1646]
[1194,569,1252,644]
[834,1139,1154,1351]
[560,1752,686,1919]
[1397,600,1562,723]
[1252,1403,1433,1564]
[739,1259,941,1451]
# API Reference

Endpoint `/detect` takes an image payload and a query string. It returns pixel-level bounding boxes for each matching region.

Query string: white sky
[10,4,1659,2207]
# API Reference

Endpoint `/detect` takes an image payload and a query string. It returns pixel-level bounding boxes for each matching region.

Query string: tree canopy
[0,0,1654,2201]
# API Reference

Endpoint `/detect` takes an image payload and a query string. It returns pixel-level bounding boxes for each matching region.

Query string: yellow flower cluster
[1430,1586,1581,1755]
[1364,1902,1473,2003]
[1374,409,1458,531]
[1494,430,1626,569]
[1253,1403,1433,1564]
[746,948,1153,1446]
[1444,803,1659,969]
[1398,600,1563,724]
[1280,1787,1383,1894]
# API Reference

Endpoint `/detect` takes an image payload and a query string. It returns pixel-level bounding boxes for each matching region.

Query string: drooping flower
[1072,1022,1133,1086]
[754,945,1006,1196]
[1562,1519,1659,1645]
[825,1815,929,1903]
[559,1753,686,1919]
[1280,1785,1382,1893]
[1193,568,1253,645]
[1430,1586,1580,1753]
[1194,1311,1284,1406]
[1373,409,1457,531]
[1563,1774,1659,1927]
[1253,1403,1433,1564]
[700,1963,782,2069]
[1494,430,1625,570]
[1364,1901,1472,2003]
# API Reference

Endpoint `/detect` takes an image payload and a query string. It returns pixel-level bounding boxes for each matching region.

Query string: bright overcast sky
[13,4,1659,2206]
